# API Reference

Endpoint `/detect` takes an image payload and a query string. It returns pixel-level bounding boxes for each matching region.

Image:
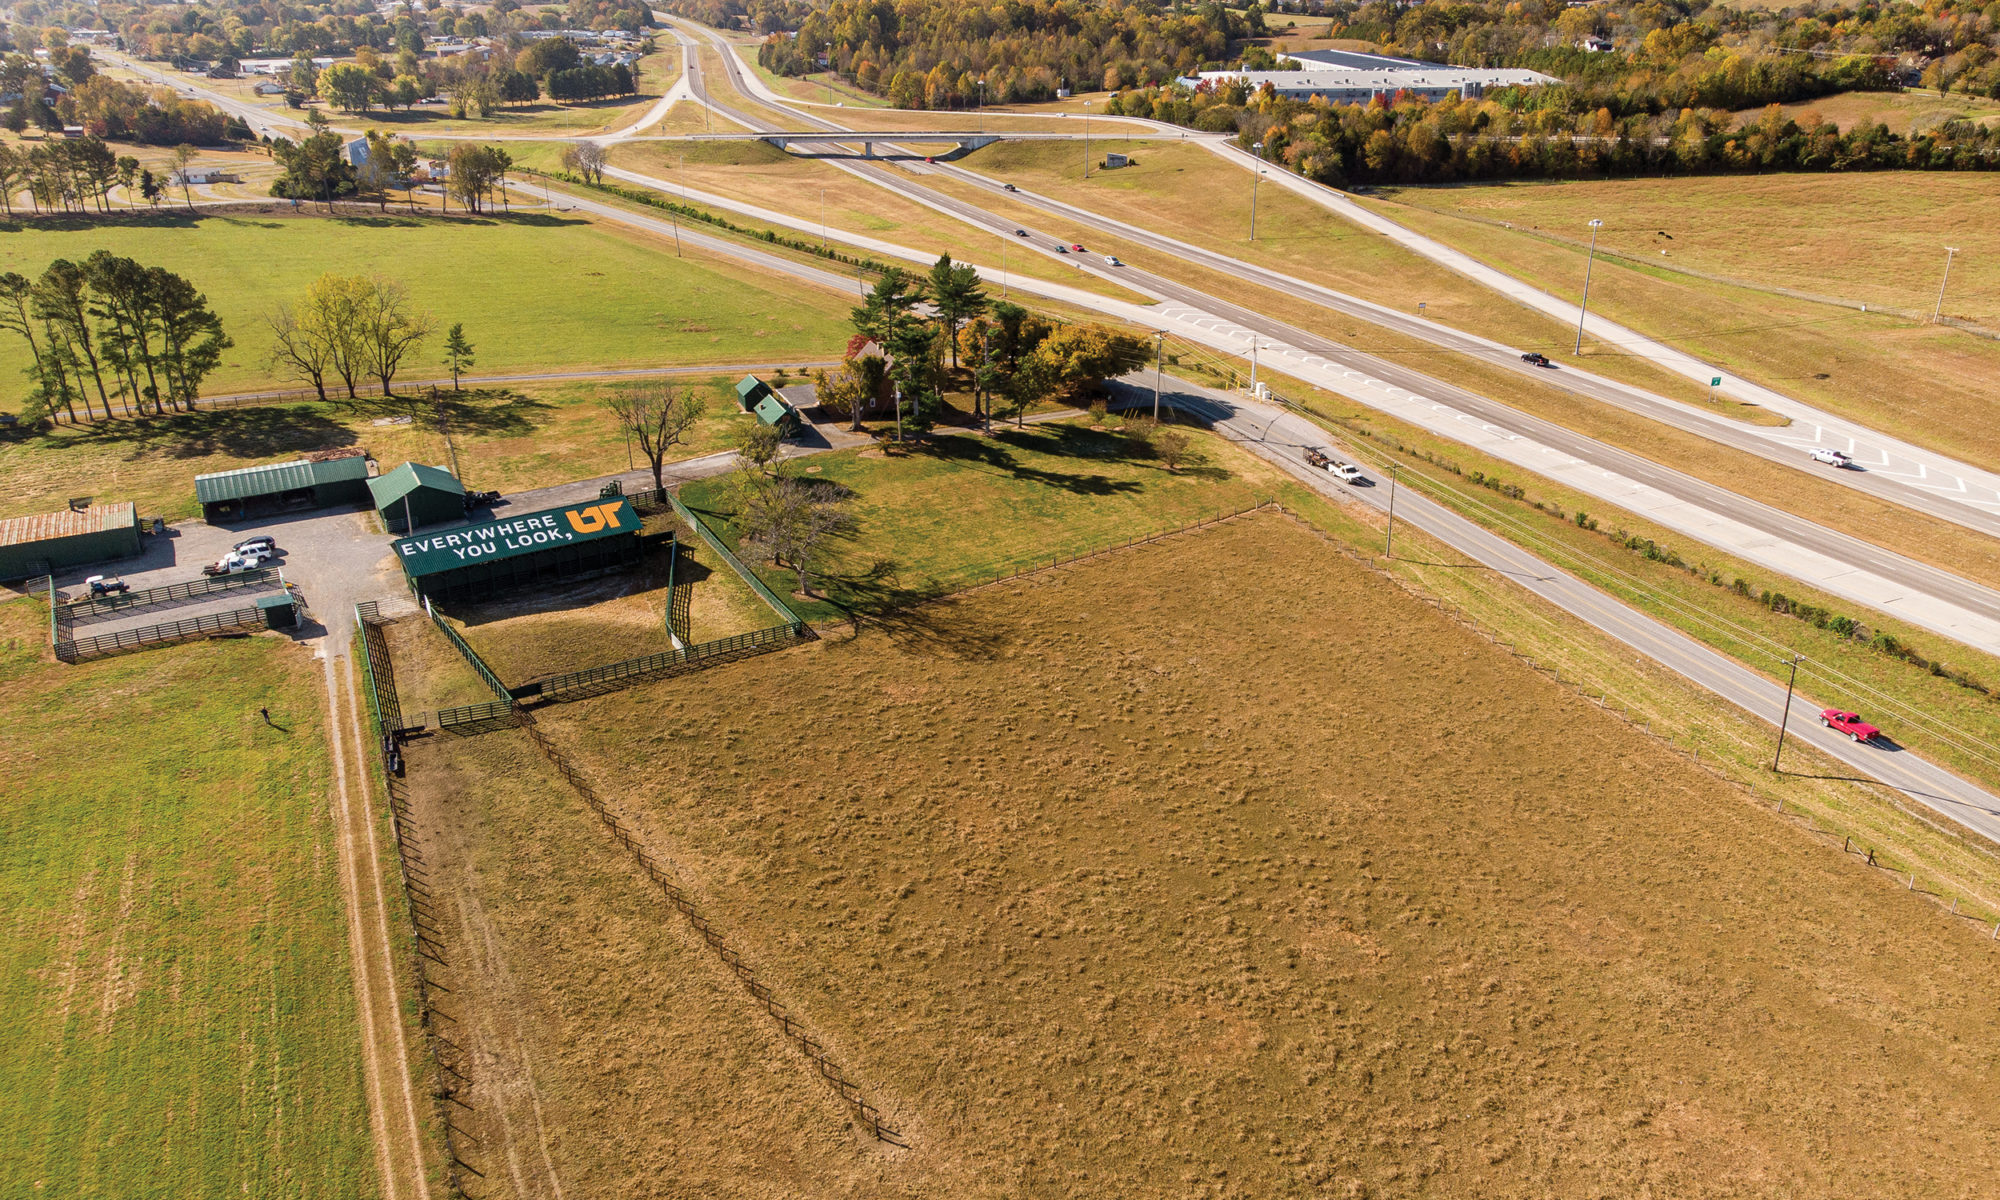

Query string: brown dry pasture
[403,512,2000,1198]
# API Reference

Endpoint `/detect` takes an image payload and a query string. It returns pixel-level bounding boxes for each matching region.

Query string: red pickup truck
[1819,709,1880,743]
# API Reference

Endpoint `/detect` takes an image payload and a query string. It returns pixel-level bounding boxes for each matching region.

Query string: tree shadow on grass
[915,431,1143,498]
[348,388,551,438]
[809,558,1009,660]
[51,404,360,461]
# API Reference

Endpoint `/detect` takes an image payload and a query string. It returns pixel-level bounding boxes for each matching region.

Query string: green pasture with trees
[0,212,854,403]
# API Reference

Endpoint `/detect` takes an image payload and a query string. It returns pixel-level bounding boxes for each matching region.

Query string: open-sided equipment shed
[391,496,643,602]
[195,455,371,522]
[369,463,467,533]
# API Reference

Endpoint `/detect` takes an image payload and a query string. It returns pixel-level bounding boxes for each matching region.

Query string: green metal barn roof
[391,497,640,579]
[367,462,464,509]
[735,374,773,411]
[195,455,370,504]
[752,393,798,428]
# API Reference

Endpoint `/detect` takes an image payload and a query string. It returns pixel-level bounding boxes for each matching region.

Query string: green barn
[369,463,467,534]
[194,454,372,523]
[0,502,142,581]
[390,496,644,602]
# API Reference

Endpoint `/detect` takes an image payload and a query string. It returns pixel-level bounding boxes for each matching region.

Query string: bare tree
[354,277,435,396]
[266,302,337,401]
[741,477,855,596]
[560,141,606,184]
[604,383,705,491]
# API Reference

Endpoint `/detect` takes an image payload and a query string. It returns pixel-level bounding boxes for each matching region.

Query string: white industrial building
[1183,48,1555,104]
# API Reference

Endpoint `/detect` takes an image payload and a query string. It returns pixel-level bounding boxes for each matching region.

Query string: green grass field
[0,211,854,406]
[0,602,374,1198]
[1361,174,2000,470]
[0,373,802,521]
[681,418,1290,622]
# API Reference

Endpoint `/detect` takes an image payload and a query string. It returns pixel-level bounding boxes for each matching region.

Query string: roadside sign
[1711,376,1723,386]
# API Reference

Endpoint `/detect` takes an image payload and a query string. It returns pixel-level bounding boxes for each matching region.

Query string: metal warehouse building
[195,454,372,523]
[391,496,644,602]
[369,463,466,534]
[0,502,142,581]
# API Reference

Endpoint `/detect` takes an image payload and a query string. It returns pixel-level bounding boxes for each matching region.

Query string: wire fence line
[528,622,810,704]
[1276,504,2000,936]
[515,709,905,1145]
[667,493,809,630]
[353,606,481,1197]
[424,595,513,704]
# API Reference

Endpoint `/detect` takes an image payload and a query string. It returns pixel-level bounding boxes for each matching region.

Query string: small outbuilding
[0,502,142,581]
[751,391,803,437]
[195,453,372,523]
[369,463,467,533]
[390,496,644,602]
[735,374,775,412]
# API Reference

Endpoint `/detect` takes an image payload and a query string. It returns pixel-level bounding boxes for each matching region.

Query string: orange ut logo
[564,503,620,534]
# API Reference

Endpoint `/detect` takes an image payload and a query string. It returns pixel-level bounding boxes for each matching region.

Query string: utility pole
[1082,100,1092,179]
[1573,217,1604,356]
[1249,141,1265,240]
[1385,462,1399,557]
[1773,653,1804,771]
[1933,246,1960,324]
[820,187,826,248]
[1152,330,1164,419]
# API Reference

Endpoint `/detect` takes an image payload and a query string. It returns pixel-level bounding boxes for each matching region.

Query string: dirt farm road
[1131,374,2000,850]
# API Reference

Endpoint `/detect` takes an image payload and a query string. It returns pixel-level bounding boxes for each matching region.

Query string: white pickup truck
[203,547,272,576]
[1809,447,1854,468]
[1304,448,1366,482]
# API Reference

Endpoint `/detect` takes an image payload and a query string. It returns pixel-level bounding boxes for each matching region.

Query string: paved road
[1202,139,2000,529]
[654,20,2000,655]
[1129,371,2000,850]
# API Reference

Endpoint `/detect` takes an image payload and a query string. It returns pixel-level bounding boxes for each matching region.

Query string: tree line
[0,252,230,424]
[737,0,1265,108]
[1106,83,2000,187]
[299,36,639,115]
[0,137,177,214]
[105,0,651,62]
[270,126,515,215]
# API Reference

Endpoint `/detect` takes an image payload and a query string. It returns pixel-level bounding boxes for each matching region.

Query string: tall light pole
[1249,141,1265,241]
[1082,100,1092,179]
[1773,653,1804,771]
[1933,246,1960,324]
[1248,337,1259,395]
[824,42,833,104]
[978,78,987,133]
[1572,217,1604,356]
[1152,330,1164,419]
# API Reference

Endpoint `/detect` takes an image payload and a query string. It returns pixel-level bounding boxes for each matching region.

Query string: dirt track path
[322,647,435,1200]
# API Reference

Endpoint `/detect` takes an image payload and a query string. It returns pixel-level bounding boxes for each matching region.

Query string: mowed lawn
[0,372,813,522]
[682,419,1289,621]
[0,601,374,1197]
[0,211,855,405]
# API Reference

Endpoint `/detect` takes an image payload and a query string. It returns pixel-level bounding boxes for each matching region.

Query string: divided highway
[659,17,2000,656]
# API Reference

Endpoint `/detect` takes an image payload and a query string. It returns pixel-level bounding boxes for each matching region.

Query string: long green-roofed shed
[369,463,466,533]
[194,455,371,521]
[0,502,141,581]
[391,496,645,602]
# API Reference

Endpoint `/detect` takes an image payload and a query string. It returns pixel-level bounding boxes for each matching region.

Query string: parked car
[234,535,277,555]
[464,489,502,509]
[1070,243,1086,252]
[85,574,129,595]
[1819,709,1880,742]
[1103,255,1122,266]
[1520,352,1552,367]
[1809,447,1854,468]
[203,548,271,576]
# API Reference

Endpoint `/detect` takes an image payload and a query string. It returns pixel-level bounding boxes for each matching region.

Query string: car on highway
[1070,243,1086,252]
[1013,228,1029,237]
[1520,352,1553,367]
[1809,447,1854,468]
[1327,460,1365,483]
[1104,255,1121,266]
[1055,245,1067,254]
[1002,183,1018,192]
[85,574,130,596]
[234,535,277,555]
[1819,709,1880,743]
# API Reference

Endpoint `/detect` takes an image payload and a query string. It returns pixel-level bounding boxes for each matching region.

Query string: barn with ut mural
[391,497,645,602]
